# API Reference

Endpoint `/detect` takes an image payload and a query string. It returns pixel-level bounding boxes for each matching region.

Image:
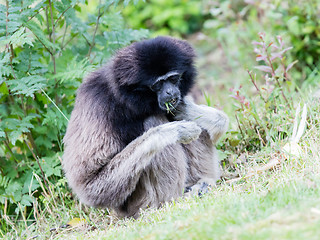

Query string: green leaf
[25,21,58,51]
[3,116,36,145]
[0,175,10,189]
[15,48,48,75]
[40,155,62,178]
[8,75,47,97]
[0,3,23,34]
[0,27,34,48]
[287,16,301,36]
[6,181,23,202]
[0,52,11,83]
[123,0,131,6]
[42,108,68,129]
[35,135,52,149]
[22,171,40,194]
[102,28,149,46]
[55,58,95,83]
[0,129,5,138]
[20,194,33,207]
[9,130,25,145]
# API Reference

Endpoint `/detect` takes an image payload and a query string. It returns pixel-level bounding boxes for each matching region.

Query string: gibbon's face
[149,71,183,111]
[114,37,196,114]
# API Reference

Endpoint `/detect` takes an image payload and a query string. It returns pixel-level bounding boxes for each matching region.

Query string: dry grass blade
[226,157,282,184]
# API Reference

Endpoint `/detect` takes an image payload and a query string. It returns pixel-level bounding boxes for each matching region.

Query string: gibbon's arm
[175,96,229,144]
[79,120,201,208]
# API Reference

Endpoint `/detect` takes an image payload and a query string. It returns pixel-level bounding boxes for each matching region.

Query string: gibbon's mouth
[169,98,177,106]
[160,97,180,112]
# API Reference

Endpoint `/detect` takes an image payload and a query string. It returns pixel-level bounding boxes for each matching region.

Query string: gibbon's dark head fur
[79,36,197,145]
[113,36,196,110]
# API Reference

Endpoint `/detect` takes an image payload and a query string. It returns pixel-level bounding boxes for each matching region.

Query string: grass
[83,132,320,240]
[5,115,319,239]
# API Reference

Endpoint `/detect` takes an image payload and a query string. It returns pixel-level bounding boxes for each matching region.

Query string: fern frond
[8,75,46,97]
[54,58,95,83]
[0,27,34,48]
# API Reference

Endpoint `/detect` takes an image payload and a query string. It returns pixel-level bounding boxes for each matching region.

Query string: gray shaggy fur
[63,37,229,218]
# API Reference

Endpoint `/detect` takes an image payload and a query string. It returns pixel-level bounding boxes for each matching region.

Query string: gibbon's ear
[112,46,140,87]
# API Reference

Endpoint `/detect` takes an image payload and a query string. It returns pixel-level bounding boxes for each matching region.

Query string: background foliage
[122,0,204,36]
[0,0,148,232]
[202,0,320,83]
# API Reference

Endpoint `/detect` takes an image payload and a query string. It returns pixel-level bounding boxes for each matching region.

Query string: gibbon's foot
[184,182,210,197]
[197,182,209,197]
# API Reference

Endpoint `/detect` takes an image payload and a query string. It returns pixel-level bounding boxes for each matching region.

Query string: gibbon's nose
[164,90,179,102]
[164,86,178,98]
[166,88,174,96]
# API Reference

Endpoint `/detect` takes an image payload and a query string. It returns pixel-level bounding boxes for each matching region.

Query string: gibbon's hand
[175,121,201,144]
[175,96,229,144]
[152,120,201,145]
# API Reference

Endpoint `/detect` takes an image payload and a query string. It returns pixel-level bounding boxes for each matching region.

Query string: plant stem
[62,33,78,49]
[48,0,59,104]
[282,60,288,81]
[82,33,91,46]
[21,96,40,157]
[11,8,44,35]
[254,126,266,146]
[266,55,276,77]
[24,139,49,191]
[41,89,69,122]
[45,7,50,40]
[30,31,53,54]
[247,70,267,103]
[54,5,72,27]
[5,0,9,39]
[60,23,68,49]
[4,132,18,163]
[235,113,245,138]
[275,77,289,106]
[87,0,103,58]
[48,0,56,75]
[266,52,290,106]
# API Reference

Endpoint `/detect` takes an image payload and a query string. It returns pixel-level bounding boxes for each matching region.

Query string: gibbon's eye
[168,75,181,84]
[150,80,163,92]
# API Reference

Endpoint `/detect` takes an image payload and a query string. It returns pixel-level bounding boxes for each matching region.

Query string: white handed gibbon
[63,36,229,218]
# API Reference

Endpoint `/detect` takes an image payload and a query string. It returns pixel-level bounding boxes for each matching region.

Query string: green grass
[86,141,320,240]
[15,125,318,240]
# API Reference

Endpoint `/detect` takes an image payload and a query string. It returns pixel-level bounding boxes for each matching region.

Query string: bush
[122,0,204,36]
[0,0,148,231]
[203,0,320,82]
[223,32,298,156]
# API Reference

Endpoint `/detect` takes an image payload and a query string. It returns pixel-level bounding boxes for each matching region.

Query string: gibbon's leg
[175,96,229,197]
[115,116,191,218]
[79,120,201,209]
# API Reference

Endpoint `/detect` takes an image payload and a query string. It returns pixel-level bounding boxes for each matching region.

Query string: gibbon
[63,36,229,218]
